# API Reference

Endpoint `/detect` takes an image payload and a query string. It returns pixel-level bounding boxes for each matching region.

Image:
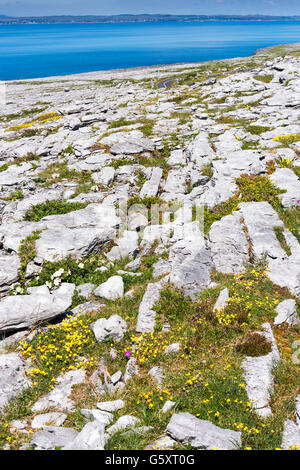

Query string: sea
[0,20,300,81]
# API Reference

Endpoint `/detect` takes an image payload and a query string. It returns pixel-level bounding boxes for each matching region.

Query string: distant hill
[1,14,300,24]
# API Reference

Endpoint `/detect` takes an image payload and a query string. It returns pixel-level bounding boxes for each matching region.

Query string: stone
[167,413,241,450]
[213,288,229,312]
[0,353,31,412]
[94,276,124,300]
[75,283,95,299]
[164,343,181,354]
[140,167,162,198]
[0,283,75,333]
[32,370,86,412]
[80,409,113,426]
[32,426,78,450]
[209,212,249,274]
[270,168,300,208]
[281,419,300,450]
[91,315,127,342]
[110,370,122,385]
[31,412,67,429]
[91,167,115,186]
[242,323,280,418]
[274,299,298,326]
[106,231,138,261]
[0,253,20,293]
[136,281,164,333]
[148,366,164,386]
[106,415,140,436]
[123,357,139,383]
[162,400,176,414]
[72,300,105,316]
[97,400,125,413]
[145,435,177,450]
[63,421,105,450]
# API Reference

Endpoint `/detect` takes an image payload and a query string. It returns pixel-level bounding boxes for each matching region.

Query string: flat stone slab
[167,412,241,450]
[0,283,75,333]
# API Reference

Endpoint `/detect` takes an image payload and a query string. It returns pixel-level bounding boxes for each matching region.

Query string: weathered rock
[80,409,113,426]
[91,315,127,342]
[274,299,298,326]
[32,370,86,412]
[242,323,280,418]
[167,413,241,450]
[0,283,75,333]
[94,276,124,300]
[31,426,78,450]
[209,212,249,274]
[106,415,140,436]
[0,353,31,412]
[148,366,164,386]
[281,419,300,450]
[97,399,125,413]
[123,357,139,383]
[0,253,20,293]
[63,421,106,450]
[270,168,300,208]
[31,412,67,429]
[136,281,164,333]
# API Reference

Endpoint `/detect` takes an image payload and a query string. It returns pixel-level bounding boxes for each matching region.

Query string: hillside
[0,43,300,450]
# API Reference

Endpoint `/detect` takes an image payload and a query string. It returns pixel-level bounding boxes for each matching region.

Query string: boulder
[91,315,127,342]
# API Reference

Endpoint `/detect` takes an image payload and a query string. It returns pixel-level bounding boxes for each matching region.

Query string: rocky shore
[0,42,300,450]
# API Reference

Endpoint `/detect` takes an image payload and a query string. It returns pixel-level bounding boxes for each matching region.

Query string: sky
[1,0,300,18]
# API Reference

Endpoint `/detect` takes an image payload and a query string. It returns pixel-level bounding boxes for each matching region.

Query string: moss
[236,333,272,357]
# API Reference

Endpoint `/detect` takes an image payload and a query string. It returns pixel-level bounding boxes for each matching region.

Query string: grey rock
[167,412,241,450]
[76,283,95,299]
[80,409,113,426]
[94,275,124,300]
[136,281,164,333]
[106,415,141,436]
[162,400,176,414]
[140,167,162,198]
[0,283,75,333]
[270,168,300,208]
[72,300,105,316]
[209,212,249,274]
[213,288,229,312]
[63,421,105,450]
[123,357,139,383]
[32,370,86,412]
[274,299,298,326]
[32,426,78,450]
[0,253,20,293]
[281,419,300,450]
[242,323,280,418]
[31,412,67,429]
[148,366,164,386]
[0,353,31,412]
[97,399,125,413]
[91,315,127,342]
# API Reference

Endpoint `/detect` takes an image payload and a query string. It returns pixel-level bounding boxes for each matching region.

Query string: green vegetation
[254,75,274,84]
[24,200,88,222]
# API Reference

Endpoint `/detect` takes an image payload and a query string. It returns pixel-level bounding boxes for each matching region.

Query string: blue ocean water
[0,20,300,81]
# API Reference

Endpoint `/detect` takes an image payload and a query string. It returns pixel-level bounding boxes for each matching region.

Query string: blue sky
[1,0,300,17]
